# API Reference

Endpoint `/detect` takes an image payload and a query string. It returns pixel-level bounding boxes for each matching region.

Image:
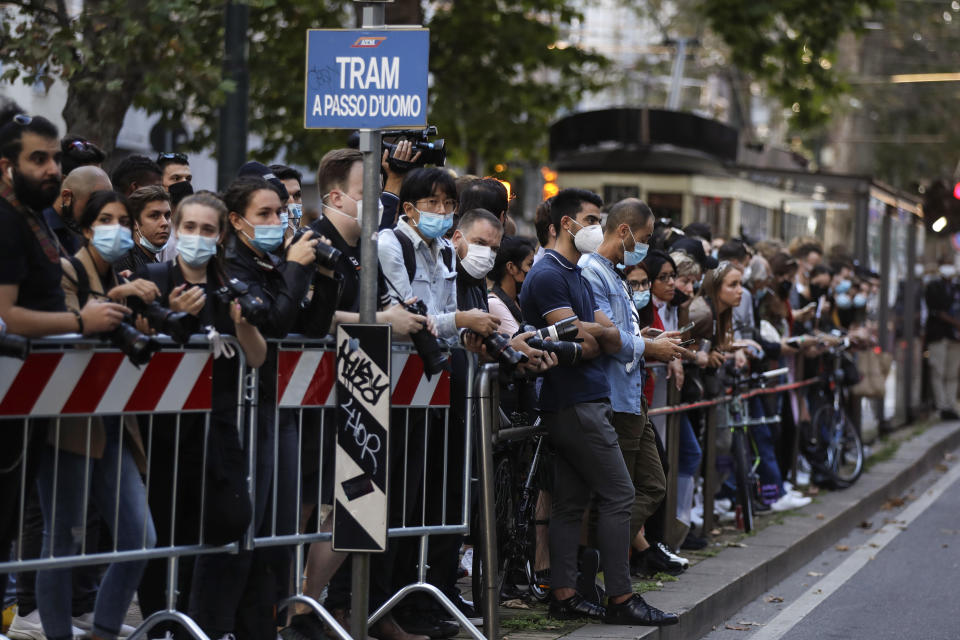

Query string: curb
[561,419,960,640]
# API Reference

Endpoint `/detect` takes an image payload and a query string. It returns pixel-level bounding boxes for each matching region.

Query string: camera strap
[490,285,523,325]
[391,228,453,284]
[64,255,92,308]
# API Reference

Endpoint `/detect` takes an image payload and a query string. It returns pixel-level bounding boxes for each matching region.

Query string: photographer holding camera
[38,189,158,640]
[132,191,265,627]
[520,188,676,626]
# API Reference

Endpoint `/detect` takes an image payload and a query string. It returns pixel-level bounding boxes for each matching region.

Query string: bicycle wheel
[472,453,514,608]
[826,409,863,489]
[731,429,755,533]
[806,404,836,477]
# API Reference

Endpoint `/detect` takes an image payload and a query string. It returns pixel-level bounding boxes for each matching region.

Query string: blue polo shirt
[519,249,611,411]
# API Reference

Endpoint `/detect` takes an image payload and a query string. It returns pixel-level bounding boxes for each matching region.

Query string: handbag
[850,349,893,398]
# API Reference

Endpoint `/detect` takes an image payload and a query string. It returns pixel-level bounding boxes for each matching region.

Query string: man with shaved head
[42,165,111,253]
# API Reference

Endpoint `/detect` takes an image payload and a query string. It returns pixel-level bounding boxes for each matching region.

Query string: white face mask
[460,243,496,279]
[569,220,603,254]
[322,191,384,228]
[940,264,956,279]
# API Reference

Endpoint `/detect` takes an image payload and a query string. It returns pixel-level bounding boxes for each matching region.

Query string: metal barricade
[251,336,491,640]
[0,334,249,640]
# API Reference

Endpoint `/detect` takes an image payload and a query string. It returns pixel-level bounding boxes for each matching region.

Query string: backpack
[389,228,453,284]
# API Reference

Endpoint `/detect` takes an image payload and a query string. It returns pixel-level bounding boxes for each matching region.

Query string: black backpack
[389,228,453,284]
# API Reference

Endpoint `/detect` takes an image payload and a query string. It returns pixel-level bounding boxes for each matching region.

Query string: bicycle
[723,367,788,533]
[801,336,864,489]
[471,409,551,607]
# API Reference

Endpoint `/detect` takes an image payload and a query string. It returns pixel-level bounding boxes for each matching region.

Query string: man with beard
[43,165,112,254]
[0,104,129,608]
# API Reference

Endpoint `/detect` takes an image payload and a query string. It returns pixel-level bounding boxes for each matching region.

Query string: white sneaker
[459,547,474,577]
[655,542,689,568]
[691,504,704,528]
[771,492,812,512]
[8,610,85,640]
[715,497,733,512]
[72,612,137,639]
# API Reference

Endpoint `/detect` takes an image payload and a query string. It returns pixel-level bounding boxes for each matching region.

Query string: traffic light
[541,166,558,200]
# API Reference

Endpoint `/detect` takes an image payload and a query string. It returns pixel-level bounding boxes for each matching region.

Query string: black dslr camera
[469,331,527,368]
[404,299,448,376]
[0,326,29,360]
[215,278,269,327]
[126,297,199,345]
[292,228,342,271]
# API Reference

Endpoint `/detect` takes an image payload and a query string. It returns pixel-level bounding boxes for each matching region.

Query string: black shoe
[576,547,601,604]
[681,532,708,551]
[603,593,679,626]
[451,594,479,622]
[391,611,459,639]
[282,614,330,640]
[643,545,685,576]
[548,592,606,620]
[941,409,960,421]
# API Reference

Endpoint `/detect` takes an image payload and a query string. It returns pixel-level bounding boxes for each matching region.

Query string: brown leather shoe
[369,613,430,640]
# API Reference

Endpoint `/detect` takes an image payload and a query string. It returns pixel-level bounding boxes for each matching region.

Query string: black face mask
[61,201,81,234]
[168,180,194,207]
[809,284,827,300]
[778,280,792,298]
[672,290,690,306]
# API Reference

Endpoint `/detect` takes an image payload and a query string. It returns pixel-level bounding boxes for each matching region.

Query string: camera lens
[481,332,526,367]
[108,319,160,366]
[0,333,29,360]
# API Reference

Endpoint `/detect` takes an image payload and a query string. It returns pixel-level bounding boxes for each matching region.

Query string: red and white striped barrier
[277,349,450,408]
[0,351,213,417]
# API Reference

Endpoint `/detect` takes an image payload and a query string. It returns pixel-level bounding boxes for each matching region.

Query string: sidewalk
[479,418,960,640]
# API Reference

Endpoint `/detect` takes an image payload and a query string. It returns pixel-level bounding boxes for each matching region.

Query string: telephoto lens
[535,315,579,342]
[402,299,448,376]
[524,335,582,367]
[479,331,527,367]
[127,297,199,345]
[0,332,29,360]
[107,317,161,366]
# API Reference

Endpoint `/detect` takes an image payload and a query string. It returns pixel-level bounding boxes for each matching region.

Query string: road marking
[750,459,960,640]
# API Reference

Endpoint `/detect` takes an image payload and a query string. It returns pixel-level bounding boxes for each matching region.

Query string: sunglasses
[68,139,93,152]
[157,152,189,164]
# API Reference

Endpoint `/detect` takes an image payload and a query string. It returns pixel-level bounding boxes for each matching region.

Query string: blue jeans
[677,413,701,477]
[36,421,156,640]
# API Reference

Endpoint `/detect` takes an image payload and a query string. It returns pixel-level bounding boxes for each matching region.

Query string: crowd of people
[0,103,888,640]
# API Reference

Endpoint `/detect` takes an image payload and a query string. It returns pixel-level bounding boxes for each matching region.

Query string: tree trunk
[61,78,137,160]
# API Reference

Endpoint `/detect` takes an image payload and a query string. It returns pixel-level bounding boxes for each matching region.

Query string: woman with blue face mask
[41,190,161,640]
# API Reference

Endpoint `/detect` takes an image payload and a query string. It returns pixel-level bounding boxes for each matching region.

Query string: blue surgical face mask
[633,290,651,310]
[287,203,303,223]
[177,233,218,268]
[279,212,289,229]
[91,224,134,264]
[414,208,453,239]
[835,293,852,309]
[853,293,867,308]
[835,279,852,294]
[622,232,648,267]
[240,217,284,253]
[139,230,167,254]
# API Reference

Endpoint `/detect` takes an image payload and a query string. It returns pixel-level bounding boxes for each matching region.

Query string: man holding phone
[579,199,684,622]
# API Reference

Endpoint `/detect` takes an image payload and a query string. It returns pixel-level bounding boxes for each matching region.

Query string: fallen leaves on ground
[765,595,784,603]
[935,463,949,473]
[737,621,764,627]
[727,541,748,548]
[502,599,529,609]
[859,520,873,529]
[815,513,825,520]
[807,571,824,577]
[835,545,850,551]
[725,624,750,631]
[881,496,906,510]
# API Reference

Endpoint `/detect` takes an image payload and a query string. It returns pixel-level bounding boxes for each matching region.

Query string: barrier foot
[125,610,212,640]
[279,594,353,640]
[368,583,486,640]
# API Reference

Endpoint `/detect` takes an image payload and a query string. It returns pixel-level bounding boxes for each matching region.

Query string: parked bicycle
[723,367,789,533]
[801,335,865,489]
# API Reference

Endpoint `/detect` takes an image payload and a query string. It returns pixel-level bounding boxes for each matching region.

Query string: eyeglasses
[655,272,676,283]
[416,197,458,213]
[157,152,189,165]
[628,279,651,291]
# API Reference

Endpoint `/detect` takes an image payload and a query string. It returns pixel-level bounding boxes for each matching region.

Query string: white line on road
[749,459,960,640]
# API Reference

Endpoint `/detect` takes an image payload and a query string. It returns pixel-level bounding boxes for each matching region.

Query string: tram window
[740,201,770,240]
[695,196,731,238]
[648,192,682,225]
[604,184,639,205]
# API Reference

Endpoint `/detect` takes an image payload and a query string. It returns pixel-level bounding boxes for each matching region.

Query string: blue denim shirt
[579,251,647,415]
[378,217,459,342]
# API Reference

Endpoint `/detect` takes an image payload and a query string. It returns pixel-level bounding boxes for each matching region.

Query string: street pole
[353,8,386,638]
[217,0,249,190]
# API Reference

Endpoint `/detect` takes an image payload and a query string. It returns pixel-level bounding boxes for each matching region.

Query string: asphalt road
[699,449,960,640]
